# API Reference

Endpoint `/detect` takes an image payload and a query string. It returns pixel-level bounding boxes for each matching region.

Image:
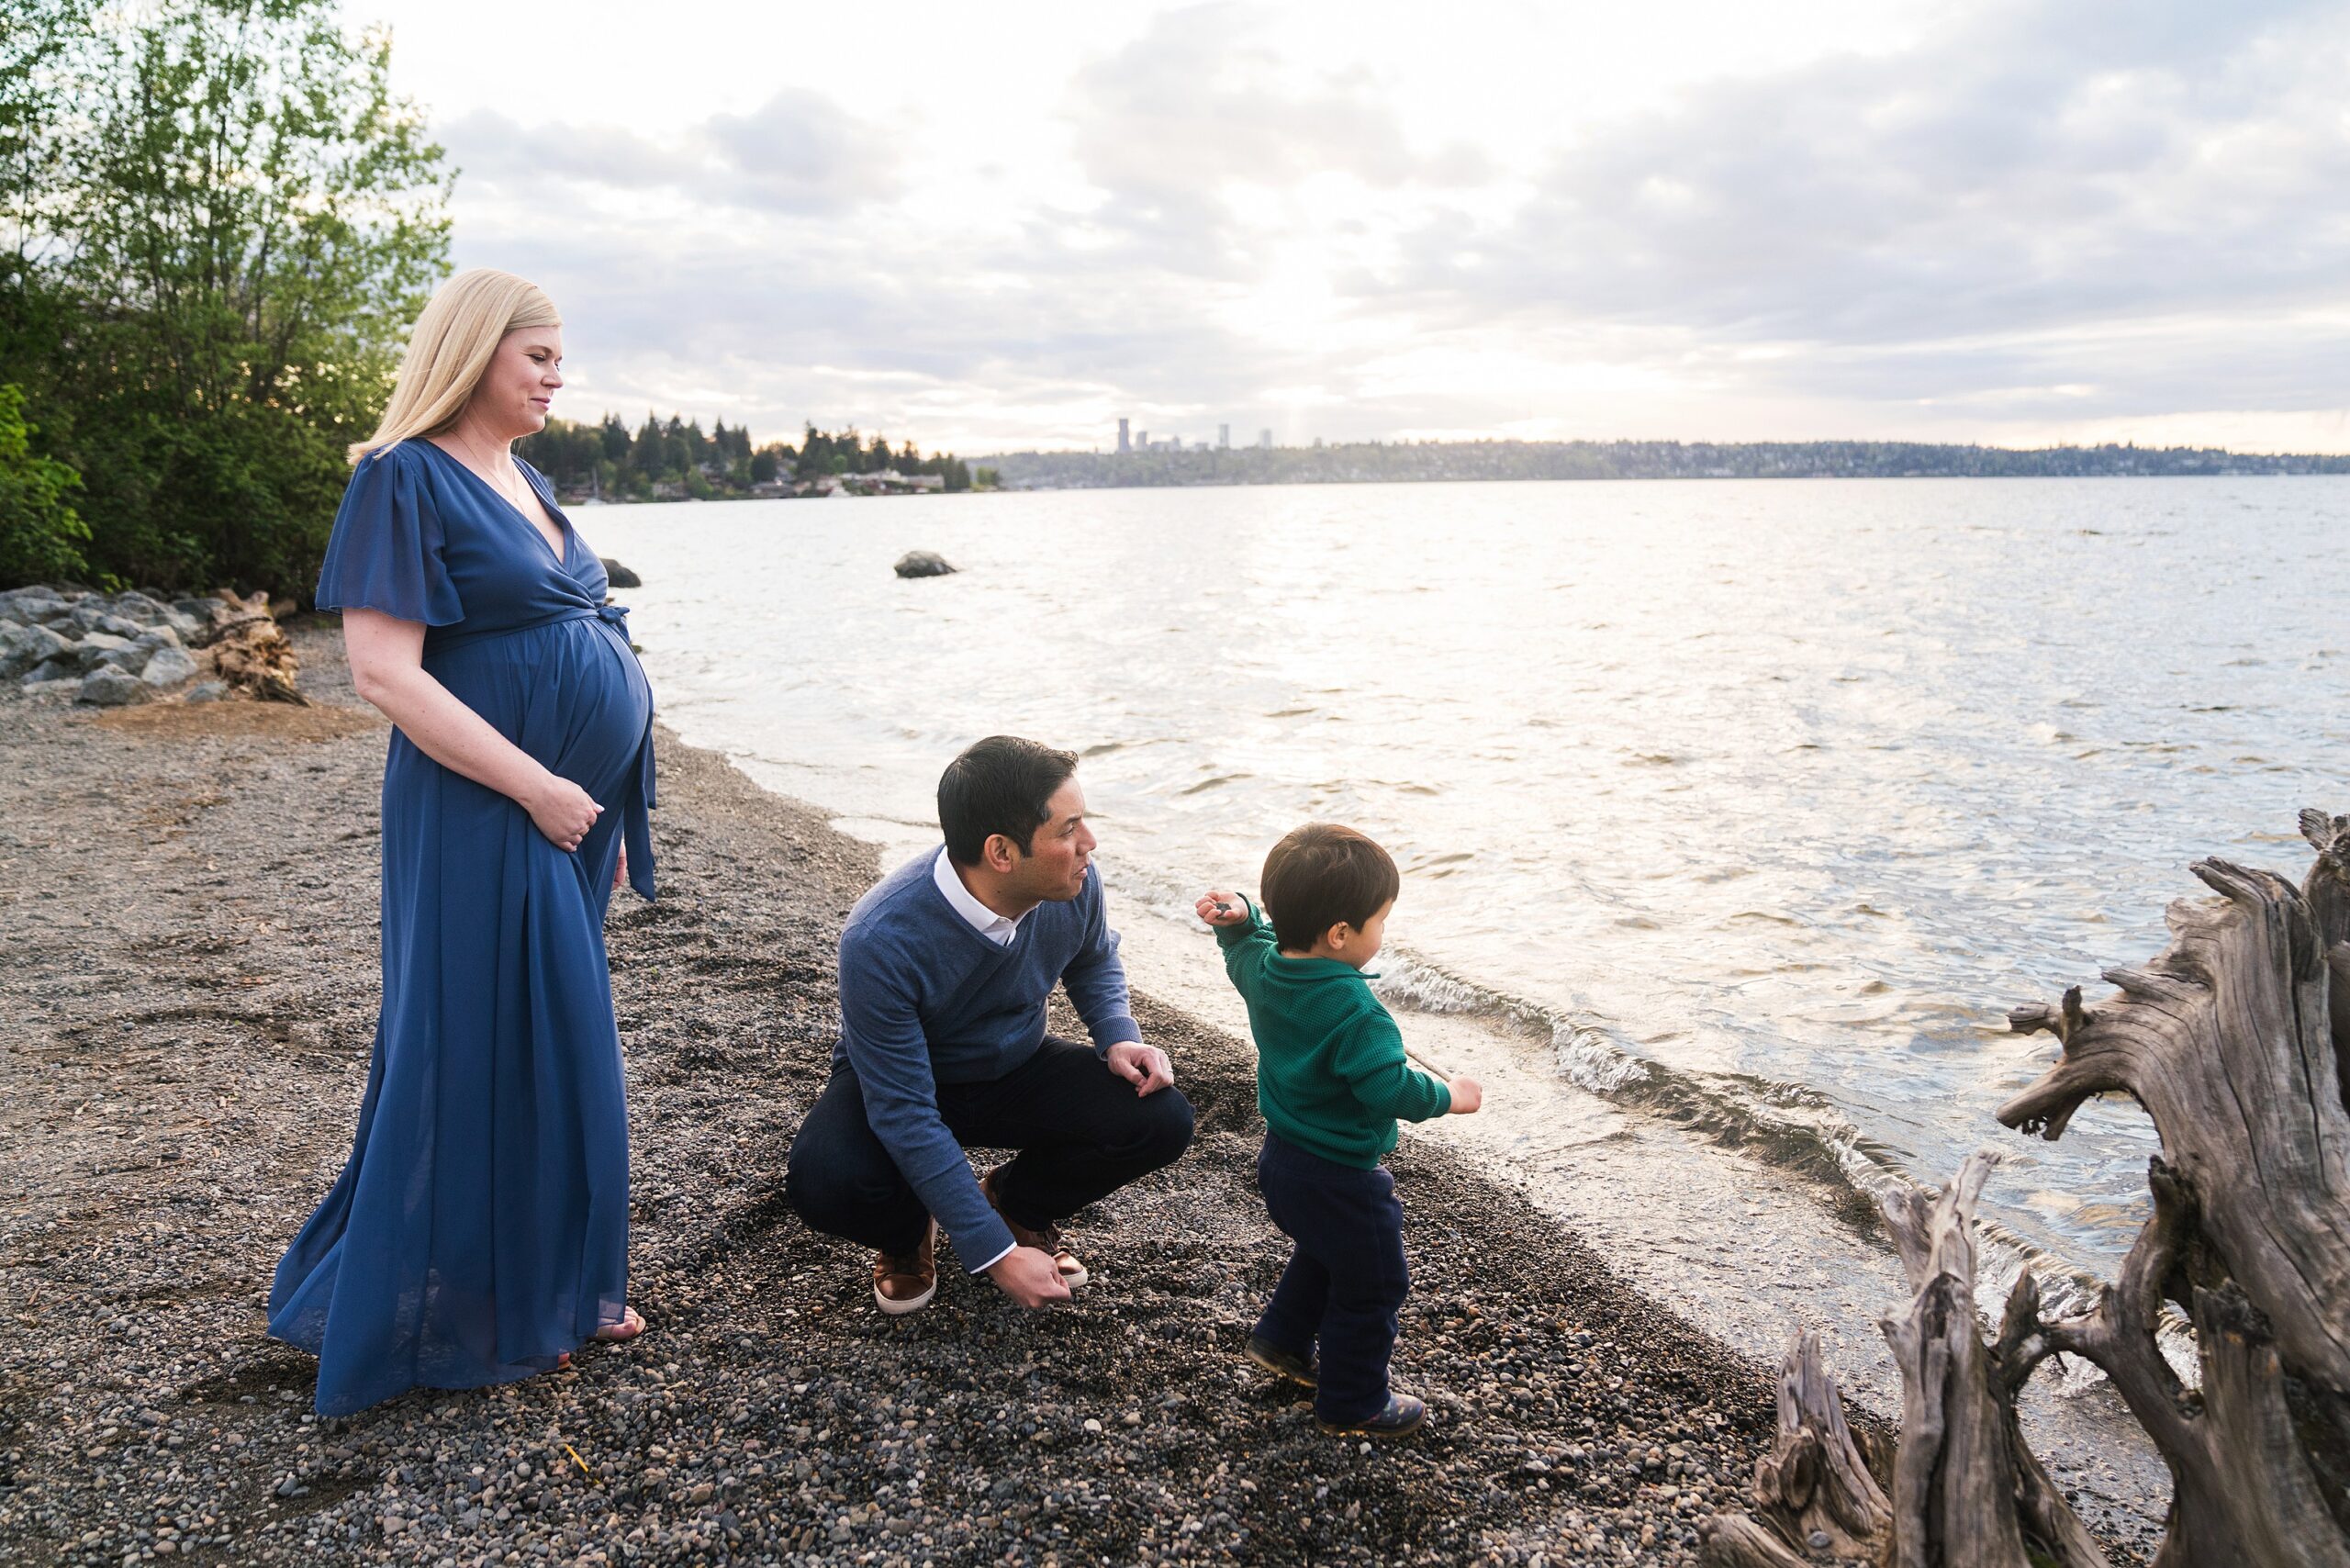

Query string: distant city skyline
[376,0,2350,455]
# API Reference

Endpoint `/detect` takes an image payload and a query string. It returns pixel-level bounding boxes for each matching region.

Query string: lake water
[584,477,2346,1310]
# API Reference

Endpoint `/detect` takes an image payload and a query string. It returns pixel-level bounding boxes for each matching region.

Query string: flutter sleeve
[314,446,464,625]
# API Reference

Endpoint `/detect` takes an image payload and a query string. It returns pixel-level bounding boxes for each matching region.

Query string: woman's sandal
[592,1305,646,1344]
[551,1306,645,1371]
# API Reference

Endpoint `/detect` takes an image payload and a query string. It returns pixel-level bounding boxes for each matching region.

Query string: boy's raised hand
[1195,890,1249,927]
[1447,1074,1484,1114]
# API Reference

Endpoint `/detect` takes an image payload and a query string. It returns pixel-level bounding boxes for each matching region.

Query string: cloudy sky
[377,0,2350,456]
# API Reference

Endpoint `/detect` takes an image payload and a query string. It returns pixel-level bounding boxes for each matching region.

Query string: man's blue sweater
[835,850,1142,1269]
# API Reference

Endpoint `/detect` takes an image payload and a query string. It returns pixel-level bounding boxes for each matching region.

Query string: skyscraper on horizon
[1116,417,1130,454]
[1259,429,1273,449]
[1218,423,1230,450]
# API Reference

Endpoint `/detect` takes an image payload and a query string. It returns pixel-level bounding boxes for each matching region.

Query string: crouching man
[785,735,1195,1312]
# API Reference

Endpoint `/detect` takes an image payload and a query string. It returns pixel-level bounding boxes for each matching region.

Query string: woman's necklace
[449,431,558,545]
[448,430,528,510]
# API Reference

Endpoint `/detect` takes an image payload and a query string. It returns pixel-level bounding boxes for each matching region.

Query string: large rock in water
[893,550,957,579]
[600,557,642,588]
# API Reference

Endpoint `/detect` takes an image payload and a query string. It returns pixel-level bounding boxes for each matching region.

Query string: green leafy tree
[1,0,451,594]
[0,383,91,582]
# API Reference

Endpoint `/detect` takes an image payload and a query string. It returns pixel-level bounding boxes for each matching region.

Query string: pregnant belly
[430,617,652,798]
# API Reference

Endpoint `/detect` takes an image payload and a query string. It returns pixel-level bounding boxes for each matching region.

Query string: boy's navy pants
[1253,1131,1410,1424]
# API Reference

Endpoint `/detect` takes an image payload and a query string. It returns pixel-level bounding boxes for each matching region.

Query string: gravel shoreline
[2,625,1839,1565]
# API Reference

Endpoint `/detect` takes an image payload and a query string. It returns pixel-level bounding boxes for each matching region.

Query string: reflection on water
[588,476,2349,1284]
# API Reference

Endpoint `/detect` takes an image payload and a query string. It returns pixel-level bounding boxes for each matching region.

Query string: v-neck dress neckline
[423,439,574,571]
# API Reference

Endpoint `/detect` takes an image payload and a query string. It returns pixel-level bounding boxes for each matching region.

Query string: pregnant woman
[268,269,655,1416]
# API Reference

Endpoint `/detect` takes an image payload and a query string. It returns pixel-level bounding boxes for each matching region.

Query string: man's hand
[1447,1074,1483,1114]
[986,1245,1072,1308]
[1105,1040,1175,1095]
[1194,890,1248,927]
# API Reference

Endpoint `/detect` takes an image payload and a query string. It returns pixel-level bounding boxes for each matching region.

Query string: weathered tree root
[207,592,306,704]
[1706,810,2350,1566]
[1705,1158,2102,1568]
[1701,1330,1888,1567]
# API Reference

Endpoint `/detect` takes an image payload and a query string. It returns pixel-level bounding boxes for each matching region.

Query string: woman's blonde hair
[348,269,562,464]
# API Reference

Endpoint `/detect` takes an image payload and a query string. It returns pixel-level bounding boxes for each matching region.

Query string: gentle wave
[1369,946,2192,1378]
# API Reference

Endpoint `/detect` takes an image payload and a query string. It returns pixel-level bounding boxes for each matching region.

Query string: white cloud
[405,0,2350,453]
[445,88,901,218]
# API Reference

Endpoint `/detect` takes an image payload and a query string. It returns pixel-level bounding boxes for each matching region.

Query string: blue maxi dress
[269,439,656,1417]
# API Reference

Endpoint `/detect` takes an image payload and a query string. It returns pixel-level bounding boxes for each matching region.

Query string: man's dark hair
[939,735,1080,866]
[1260,823,1400,950]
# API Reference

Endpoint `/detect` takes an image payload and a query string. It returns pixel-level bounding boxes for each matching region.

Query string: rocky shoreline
[2,626,1951,1565]
[1,584,298,708]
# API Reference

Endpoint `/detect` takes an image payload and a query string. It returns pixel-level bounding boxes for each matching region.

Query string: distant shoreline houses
[521,415,989,507]
[567,467,955,506]
[976,433,2350,491]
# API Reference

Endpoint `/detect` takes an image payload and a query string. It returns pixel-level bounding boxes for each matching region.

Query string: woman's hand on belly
[350,608,602,843]
[525,774,602,852]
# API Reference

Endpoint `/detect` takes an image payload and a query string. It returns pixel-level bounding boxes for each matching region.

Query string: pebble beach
[6,624,1895,1565]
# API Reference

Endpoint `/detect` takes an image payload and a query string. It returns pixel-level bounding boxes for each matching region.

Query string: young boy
[1197,823,1483,1438]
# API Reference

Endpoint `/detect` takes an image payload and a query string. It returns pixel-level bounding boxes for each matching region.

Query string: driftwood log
[1705,811,2350,1567]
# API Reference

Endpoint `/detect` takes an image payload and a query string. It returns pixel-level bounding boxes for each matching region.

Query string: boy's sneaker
[1316,1393,1427,1439]
[872,1219,938,1316]
[1243,1335,1317,1387]
[979,1166,1089,1288]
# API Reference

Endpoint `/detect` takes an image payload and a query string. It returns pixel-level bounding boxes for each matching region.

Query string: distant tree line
[1,0,449,597]
[984,438,2350,490]
[518,417,984,501]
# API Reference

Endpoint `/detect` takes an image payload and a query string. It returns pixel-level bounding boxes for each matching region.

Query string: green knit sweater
[1214,897,1451,1168]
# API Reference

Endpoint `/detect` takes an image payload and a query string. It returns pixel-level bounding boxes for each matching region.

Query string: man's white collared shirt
[934,847,1023,946]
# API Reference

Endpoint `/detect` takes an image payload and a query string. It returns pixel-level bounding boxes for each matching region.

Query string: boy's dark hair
[939,735,1080,866]
[1260,823,1399,950]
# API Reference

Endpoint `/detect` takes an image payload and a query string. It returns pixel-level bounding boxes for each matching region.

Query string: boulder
[600,558,642,588]
[23,655,80,686]
[130,625,183,653]
[185,681,229,704]
[21,677,80,704]
[77,665,152,706]
[69,603,144,639]
[0,588,69,624]
[892,550,957,579]
[0,622,68,679]
[170,598,226,646]
[140,646,201,687]
[75,632,136,672]
[108,590,173,624]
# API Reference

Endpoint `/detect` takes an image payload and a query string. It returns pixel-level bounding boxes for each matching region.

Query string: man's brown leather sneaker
[873,1217,939,1316]
[980,1167,1089,1288]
